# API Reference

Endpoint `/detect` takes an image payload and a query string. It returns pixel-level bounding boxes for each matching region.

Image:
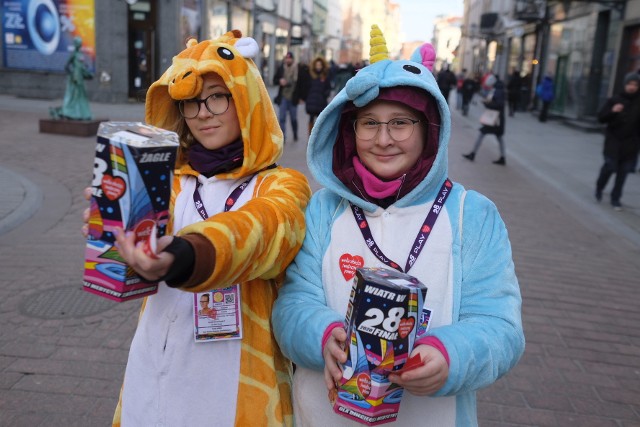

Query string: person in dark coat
[595,72,640,210]
[302,56,332,135]
[460,75,478,116]
[462,79,507,165]
[506,68,522,117]
[273,52,301,142]
[436,65,457,105]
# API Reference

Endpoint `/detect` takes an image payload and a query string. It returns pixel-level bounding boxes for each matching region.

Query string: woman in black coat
[595,72,640,209]
[303,56,332,135]
[463,80,507,165]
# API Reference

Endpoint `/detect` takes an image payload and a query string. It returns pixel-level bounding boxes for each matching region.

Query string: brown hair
[171,110,196,167]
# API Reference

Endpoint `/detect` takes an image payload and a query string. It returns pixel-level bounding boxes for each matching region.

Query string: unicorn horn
[369,25,389,64]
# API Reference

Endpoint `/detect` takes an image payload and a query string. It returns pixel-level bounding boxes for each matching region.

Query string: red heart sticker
[101,175,126,201]
[356,373,371,398]
[226,198,234,206]
[398,317,415,338]
[359,221,367,229]
[445,180,452,188]
[339,253,364,281]
[421,225,431,233]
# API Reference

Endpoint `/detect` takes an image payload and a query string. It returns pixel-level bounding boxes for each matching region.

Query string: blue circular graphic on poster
[27,0,60,55]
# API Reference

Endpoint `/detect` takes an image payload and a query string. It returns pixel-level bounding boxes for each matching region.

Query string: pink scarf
[352,157,404,198]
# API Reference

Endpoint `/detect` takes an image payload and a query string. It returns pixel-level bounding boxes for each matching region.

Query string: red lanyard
[350,179,452,273]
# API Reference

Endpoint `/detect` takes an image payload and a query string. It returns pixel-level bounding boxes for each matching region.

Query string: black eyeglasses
[177,93,233,119]
[353,117,421,141]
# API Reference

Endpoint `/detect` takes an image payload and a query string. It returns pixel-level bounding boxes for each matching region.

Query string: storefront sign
[2,0,95,72]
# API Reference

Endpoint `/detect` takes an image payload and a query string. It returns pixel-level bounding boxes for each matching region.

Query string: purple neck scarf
[187,139,244,178]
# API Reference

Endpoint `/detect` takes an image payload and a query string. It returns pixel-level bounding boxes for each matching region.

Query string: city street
[0,90,639,426]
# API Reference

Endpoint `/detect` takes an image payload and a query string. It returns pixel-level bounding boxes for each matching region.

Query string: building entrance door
[128,1,155,100]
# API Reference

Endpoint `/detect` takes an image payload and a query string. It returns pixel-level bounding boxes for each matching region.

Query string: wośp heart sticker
[101,174,126,201]
[356,373,371,397]
[339,253,364,281]
[134,219,159,259]
[398,317,415,338]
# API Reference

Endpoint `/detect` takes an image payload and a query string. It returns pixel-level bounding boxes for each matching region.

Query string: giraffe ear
[235,37,259,59]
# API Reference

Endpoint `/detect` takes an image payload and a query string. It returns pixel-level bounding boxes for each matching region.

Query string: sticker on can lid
[134,219,159,259]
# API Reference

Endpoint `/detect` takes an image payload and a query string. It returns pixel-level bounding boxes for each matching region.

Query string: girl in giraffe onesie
[272,26,524,426]
[109,31,310,426]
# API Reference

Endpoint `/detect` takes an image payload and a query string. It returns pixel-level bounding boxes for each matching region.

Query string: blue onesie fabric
[273,32,525,426]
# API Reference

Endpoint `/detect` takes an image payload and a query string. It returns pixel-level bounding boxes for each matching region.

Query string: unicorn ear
[411,43,436,71]
[369,25,389,64]
[235,37,259,58]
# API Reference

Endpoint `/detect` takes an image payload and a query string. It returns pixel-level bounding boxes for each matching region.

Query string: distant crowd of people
[269,52,639,212]
[271,54,367,143]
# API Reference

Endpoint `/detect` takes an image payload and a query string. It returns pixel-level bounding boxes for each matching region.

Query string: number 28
[360,307,405,332]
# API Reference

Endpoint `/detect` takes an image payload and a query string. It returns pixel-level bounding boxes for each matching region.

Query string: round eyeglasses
[353,117,421,142]
[177,93,233,119]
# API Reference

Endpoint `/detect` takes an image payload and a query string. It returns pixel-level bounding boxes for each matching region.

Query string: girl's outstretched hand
[83,186,174,282]
[323,327,347,391]
[387,344,449,396]
[113,226,175,282]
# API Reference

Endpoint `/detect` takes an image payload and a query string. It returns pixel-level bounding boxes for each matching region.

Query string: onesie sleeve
[429,191,525,396]
[174,166,311,293]
[272,190,345,371]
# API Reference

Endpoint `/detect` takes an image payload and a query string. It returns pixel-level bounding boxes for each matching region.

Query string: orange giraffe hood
[145,30,283,179]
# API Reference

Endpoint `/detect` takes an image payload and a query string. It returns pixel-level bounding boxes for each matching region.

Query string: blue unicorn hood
[307,25,451,211]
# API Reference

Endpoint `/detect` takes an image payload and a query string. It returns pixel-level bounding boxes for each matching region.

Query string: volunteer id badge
[193,284,242,342]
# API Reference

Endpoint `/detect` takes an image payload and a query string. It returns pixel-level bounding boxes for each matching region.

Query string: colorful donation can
[332,267,428,425]
[83,122,179,302]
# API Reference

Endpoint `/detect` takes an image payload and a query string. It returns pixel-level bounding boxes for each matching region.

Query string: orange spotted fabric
[112,30,310,427]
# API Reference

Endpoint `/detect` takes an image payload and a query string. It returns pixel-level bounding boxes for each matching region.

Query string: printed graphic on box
[333,267,428,425]
[83,122,178,302]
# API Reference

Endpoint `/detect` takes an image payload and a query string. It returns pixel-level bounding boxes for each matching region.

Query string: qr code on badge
[225,293,235,303]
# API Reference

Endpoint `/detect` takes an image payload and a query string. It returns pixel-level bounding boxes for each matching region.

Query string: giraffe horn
[369,25,389,64]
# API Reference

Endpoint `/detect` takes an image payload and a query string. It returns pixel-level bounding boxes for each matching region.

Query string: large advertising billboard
[2,0,95,72]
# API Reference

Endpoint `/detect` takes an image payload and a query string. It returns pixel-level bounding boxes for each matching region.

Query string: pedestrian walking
[455,68,467,110]
[460,74,478,116]
[273,51,300,142]
[480,70,497,98]
[436,65,457,105]
[272,26,524,427]
[506,68,522,117]
[536,75,555,122]
[463,79,507,165]
[595,72,640,210]
[303,56,332,135]
[83,31,311,426]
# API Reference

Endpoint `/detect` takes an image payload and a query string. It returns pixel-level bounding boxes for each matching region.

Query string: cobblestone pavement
[0,92,638,427]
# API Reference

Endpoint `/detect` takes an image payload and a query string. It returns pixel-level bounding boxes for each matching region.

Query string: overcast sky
[395,0,464,42]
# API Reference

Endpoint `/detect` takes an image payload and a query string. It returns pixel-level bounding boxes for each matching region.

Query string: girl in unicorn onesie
[272,25,525,426]
[89,31,310,426]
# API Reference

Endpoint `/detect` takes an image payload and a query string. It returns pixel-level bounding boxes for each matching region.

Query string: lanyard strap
[350,179,452,273]
[193,175,254,220]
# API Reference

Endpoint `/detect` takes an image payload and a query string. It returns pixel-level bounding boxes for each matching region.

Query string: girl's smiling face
[185,73,241,150]
[354,100,425,180]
